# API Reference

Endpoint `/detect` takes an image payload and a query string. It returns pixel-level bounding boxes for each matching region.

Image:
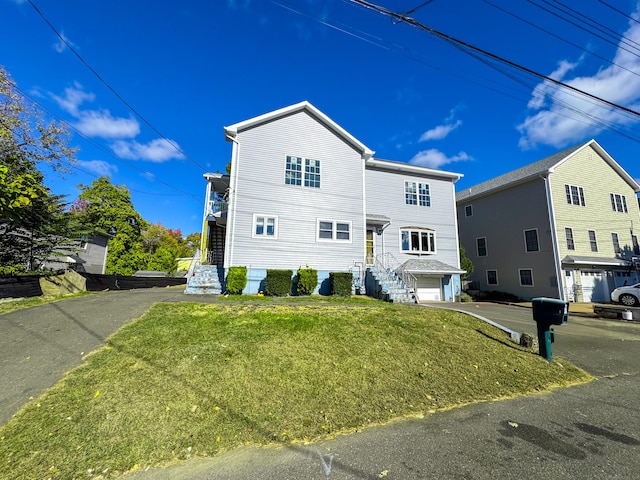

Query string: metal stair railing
[375,252,417,293]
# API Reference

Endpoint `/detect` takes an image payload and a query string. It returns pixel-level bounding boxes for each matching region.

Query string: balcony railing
[207,200,228,217]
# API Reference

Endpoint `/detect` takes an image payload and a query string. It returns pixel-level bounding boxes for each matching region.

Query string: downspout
[200,177,213,263]
[543,173,564,300]
[362,154,367,266]
[451,178,462,302]
[225,133,240,268]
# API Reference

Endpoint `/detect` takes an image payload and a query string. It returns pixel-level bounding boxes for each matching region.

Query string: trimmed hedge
[329,272,352,296]
[265,269,293,296]
[226,266,247,294]
[295,268,318,296]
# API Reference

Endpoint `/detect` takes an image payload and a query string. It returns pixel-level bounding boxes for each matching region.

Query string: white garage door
[580,270,608,302]
[416,276,441,302]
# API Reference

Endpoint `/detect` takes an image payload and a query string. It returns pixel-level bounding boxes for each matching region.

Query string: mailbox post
[532,297,568,362]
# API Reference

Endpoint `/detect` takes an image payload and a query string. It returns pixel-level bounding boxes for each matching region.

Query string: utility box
[532,297,568,326]
[531,297,569,362]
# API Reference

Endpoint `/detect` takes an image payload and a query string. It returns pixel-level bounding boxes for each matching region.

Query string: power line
[349,0,640,120]
[598,0,640,26]
[26,0,209,174]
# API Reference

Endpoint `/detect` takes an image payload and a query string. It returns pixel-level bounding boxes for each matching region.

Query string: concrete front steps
[366,267,415,303]
[185,265,224,295]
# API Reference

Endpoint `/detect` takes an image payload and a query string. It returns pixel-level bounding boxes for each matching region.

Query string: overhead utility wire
[349,0,640,120]
[403,0,437,16]
[26,0,208,173]
[482,0,640,80]
[598,0,640,26]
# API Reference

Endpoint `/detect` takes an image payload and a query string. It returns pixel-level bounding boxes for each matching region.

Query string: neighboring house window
[465,205,473,217]
[564,184,585,206]
[253,215,278,238]
[565,227,575,250]
[304,159,320,188]
[610,193,628,213]
[524,229,539,252]
[633,234,640,255]
[405,181,430,206]
[612,232,621,255]
[588,230,598,252]
[476,237,487,257]
[519,268,534,287]
[317,220,351,242]
[285,156,302,186]
[400,228,436,253]
[487,270,498,285]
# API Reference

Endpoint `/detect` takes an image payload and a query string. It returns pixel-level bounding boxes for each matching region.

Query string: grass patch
[0,302,592,478]
[0,292,92,316]
[218,294,378,303]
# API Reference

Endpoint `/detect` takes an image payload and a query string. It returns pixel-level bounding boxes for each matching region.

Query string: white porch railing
[374,252,417,292]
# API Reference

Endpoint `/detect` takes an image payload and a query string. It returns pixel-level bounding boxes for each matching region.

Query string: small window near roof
[465,205,473,217]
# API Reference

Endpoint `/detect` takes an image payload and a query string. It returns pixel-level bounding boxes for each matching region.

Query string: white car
[611,283,640,306]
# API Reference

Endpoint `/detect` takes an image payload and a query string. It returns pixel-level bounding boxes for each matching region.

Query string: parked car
[610,283,640,306]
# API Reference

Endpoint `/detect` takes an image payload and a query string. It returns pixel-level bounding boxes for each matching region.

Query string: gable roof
[456,139,640,202]
[224,101,375,160]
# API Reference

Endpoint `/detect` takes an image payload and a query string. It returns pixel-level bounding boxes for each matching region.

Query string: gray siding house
[456,140,640,302]
[198,101,464,301]
[44,231,111,274]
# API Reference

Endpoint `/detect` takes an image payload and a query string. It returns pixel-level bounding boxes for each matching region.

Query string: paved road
[2,295,639,479]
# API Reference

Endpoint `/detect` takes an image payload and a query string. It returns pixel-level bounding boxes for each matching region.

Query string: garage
[580,270,608,302]
[415,275,442,301]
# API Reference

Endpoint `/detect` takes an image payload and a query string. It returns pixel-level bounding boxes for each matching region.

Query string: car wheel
[620,294,638,307]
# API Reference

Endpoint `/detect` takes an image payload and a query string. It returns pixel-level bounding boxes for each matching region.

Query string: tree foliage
[141,222,198,273]
[460,245,474,281]
[0,66,78,272]
[74,177,148,275]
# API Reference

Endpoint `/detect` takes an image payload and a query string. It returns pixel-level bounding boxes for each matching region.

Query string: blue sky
[3,0,640,236]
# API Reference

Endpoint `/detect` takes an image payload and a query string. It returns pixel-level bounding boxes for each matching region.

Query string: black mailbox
[532,297,568,326]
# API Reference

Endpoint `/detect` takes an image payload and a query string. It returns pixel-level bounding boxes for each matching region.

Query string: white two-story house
[456,140,640,302]
[196,101,464,301]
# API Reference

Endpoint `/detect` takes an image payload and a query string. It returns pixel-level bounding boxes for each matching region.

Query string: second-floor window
[610,193,628,213]
[565,227,575,250]
[612,232,621,254]
[588,230,598,252]
[400,228,436,253]
[524,229,539,252]
[565,184,585,206]
[476,237,487,257]
[405,181,431,206]
[285,156,320,188]
[465,205,473,217]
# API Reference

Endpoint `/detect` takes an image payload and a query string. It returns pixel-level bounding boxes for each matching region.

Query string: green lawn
[0,301,593,479]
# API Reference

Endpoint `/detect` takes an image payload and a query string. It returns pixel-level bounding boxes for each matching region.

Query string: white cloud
[77,160,118,176]
[519,4,640,149]
[74,110,140,139]
[53,31,78,53]
[419,120,462,141]
[111,138,184,162]
[409,149,472,169]
[51,83,95,116]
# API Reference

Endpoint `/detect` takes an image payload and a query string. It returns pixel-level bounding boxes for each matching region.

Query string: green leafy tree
[74,177,148,275]
[460,245,474,281]
[0,66,78,271]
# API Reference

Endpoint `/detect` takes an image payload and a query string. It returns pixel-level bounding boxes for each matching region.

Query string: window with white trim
[487,270,498,285]
[304,159,320,188]
[633,234,640,255]
[285,156,302,186]
[612,232,621,254]
[405,181,430,206]
[565,184,585,206]
[610,193,628,213]
[476,237,487,257]
[565,227,575,250]
[519,268,534,287]
[524,229,539,252]
[317,220,351,242]
[400,227,436,253]
[253,215,278,238]
[588,230,598,252]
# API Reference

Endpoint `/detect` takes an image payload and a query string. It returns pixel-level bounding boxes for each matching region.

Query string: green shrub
[329,272,352,296]
[459,292,473,302]
[226,266,247,294]
[295,268,318,296]
[265,269,293,296]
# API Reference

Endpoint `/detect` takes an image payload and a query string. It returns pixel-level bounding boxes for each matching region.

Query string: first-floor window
[400,228,436,253]
[565,227,575,250]
[588,230,598,252]
[487,270,498,285]
[253,215,278,238]
[519,268,534,287]
[476,237,487,257]
[317,220,351,242]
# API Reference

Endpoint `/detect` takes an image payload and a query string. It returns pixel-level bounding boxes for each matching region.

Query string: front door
[366,229,374,265]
